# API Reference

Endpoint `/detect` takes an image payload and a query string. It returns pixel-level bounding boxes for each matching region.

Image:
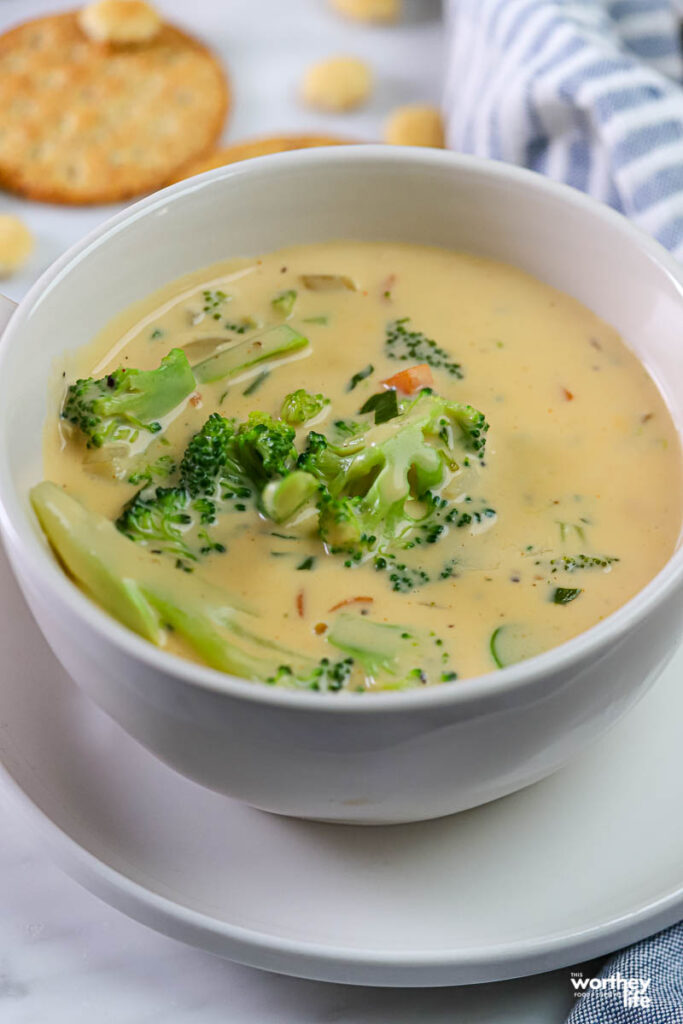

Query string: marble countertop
[0,0,591,1019]
[1,825,585,1022]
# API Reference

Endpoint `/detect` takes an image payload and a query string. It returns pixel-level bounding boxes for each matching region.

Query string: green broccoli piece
[179,412,236,497]
[402,492,496,551]
[32,483,458,691]
[327,613,454,688]
[117,486,197,561]
[372,553,431,592]
[384,318,463,379]
[201,288,229,317]
[266,657,355,692]
[296,431,357,486]
[271,289,297,317]
[261,471,319,523]
[30,482,313,681]
[118,413,242,560]
[312,391,489,556]
[318,493,365,554]
[280,389,329,425]
[549,554,619,573]
[443,402,489,459]
[332,418,364,440]
[62,348,196,451]
[31,481,165,643]
[128,454,177,486]
[117,411,299,554]
[193,324,309,384]
[296,431,328,472]
[232,412,297,490]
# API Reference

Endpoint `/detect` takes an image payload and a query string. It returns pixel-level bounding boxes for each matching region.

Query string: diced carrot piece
[381,363,433,395]
[296,590,305,618]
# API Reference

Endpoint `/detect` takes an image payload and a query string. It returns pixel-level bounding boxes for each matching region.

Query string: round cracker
[0,11,229,204]
[175,134,355,181]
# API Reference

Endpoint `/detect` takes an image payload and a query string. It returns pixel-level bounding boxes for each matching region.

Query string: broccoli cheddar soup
[34,242,682,692]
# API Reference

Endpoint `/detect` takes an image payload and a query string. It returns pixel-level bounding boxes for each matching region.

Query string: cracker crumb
[384,104,445,148]
[330,0,400,23]
[0,215,33,276]
[301,56,372,112]
[78,0,161,45]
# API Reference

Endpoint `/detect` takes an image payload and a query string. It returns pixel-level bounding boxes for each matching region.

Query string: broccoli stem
[31,481,163,643]
[261,471,319,523]
[30,482,306,680]
[193,325,309,384]
[327,612,452,685]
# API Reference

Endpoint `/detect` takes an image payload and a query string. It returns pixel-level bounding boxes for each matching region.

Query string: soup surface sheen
[43,242,682,690]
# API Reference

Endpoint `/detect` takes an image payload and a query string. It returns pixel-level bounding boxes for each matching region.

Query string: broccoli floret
[280,389,329,425]
[177,411,289,502]
[117,411,299,554]
[179,412,236,497]
[309,391,490,557]
[318,493,365,554]
[384,318,463,379]
[62,348,196,451]
[266,657,355,692]
[297,430,327,466]
[232,412,297,489]
[118,413,241,559]
[117,486,197,560]
[128,454,177,486]
[443,403,489,458]
[296,431,349,486]
[312,394,470,550]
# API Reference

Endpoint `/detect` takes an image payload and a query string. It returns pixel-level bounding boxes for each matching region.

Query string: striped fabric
[444,0,683,258]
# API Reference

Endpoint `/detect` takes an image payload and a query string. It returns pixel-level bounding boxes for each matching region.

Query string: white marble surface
[1,825,589,1022]
[0,0,594,1018]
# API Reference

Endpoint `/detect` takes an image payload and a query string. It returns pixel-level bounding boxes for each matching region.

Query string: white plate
[0,541,682,988]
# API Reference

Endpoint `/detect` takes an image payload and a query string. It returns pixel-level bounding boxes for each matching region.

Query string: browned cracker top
[175,135,355,181]
[0,11,229,204]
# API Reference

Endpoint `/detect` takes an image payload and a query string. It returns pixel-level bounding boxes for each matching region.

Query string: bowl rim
[0,143,682,714]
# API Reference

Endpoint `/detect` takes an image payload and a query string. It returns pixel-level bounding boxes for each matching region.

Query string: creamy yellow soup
[42,242,682,690]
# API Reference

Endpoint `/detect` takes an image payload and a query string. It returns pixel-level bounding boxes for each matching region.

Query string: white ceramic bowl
[0,147,681,824]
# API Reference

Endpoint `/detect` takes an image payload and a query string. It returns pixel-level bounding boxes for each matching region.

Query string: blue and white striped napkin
[443,2,683,1019]
[444,0,683,259]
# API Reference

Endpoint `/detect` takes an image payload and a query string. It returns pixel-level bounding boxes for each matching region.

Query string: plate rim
[2,741,683,988]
